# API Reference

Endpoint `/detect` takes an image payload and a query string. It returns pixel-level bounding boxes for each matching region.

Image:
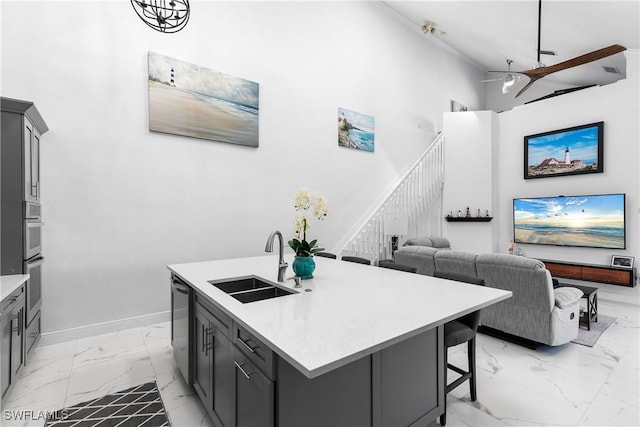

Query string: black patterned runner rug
[45,381,170,427]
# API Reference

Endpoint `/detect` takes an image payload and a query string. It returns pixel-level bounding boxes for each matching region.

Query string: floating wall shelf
[445,216,493,222]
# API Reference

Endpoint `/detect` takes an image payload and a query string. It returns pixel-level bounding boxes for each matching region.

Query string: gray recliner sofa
[394,242,583,346]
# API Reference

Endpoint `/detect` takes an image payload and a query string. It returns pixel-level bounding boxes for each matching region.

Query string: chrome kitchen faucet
[265,230,288,282]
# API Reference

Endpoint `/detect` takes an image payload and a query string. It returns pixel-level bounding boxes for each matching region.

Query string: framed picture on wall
[148,51,259,147]
[450,100,468,112]
[524,121,604,179]
[338,107,375,152]
[611,255,634,269]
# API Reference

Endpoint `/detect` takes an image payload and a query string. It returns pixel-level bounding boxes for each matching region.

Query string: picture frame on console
[524,121,604,179]
[611,255,634,269]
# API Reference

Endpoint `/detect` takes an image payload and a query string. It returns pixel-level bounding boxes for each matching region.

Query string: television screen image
[513,193,625,249]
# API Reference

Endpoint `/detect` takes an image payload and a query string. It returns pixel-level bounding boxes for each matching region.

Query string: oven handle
[26,256,45,268]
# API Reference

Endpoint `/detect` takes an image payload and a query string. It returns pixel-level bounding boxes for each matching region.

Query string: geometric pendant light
[130,0,190,33]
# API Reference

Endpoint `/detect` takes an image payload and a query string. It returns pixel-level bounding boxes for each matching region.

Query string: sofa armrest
[553,287,583,308]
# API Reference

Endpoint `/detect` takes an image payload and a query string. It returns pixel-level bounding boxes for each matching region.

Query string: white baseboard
[39,310,171,346]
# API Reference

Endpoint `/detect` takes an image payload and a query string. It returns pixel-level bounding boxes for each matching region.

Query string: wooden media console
[540,259,637,287]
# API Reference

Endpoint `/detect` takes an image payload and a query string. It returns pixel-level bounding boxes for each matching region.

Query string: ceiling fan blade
[487,70,526,74]
[515,44,626,98]
[523,44,627,78]
[514,75,542,98]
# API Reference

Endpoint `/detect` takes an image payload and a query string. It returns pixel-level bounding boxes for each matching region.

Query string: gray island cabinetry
[168,255,511,427]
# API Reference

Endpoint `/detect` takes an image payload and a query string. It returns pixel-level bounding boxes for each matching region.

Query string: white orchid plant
[288,187,329,257]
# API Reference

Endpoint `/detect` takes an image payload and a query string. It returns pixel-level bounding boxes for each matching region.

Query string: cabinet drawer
[234,323,275,380]
[2,285,25,314]
[582,267,631,285]
[194,293,232,339]
[544,263,582,279]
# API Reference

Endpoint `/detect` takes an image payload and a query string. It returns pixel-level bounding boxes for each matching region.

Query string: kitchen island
[168,255,511,427]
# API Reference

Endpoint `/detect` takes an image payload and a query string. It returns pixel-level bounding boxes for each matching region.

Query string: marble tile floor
[2,285,638,427]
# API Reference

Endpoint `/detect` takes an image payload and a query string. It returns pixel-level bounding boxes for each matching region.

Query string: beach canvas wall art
[148,52,259,147]
[338,108,375,152]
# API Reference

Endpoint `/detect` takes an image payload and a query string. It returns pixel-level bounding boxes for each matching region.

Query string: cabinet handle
[201,325,213,354]
[11,313,21,335]
[205,328,214,356]
[237,336,256,354]
[234,361,252,380]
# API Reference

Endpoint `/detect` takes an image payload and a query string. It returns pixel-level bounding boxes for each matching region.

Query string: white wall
[442,111,498,254]
[0,1,486,333]
[496,50,639,267]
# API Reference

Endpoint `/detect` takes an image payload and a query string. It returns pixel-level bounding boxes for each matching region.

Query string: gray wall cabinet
[1,97,48,365]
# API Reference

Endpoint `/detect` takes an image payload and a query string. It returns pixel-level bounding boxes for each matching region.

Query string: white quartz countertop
[1,274,29,301]
[168,255,511,379]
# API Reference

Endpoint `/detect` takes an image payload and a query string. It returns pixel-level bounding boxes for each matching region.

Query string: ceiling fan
[487,0,627,98]
[481,59,523,94]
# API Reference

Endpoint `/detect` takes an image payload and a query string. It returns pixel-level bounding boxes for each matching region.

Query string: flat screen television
[513,193,625,249]
[524,121,604,179]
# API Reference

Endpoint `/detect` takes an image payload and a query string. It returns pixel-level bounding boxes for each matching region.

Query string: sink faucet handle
[288,276,301,288]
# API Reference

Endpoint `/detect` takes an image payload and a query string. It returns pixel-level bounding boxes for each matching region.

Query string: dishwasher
[171,275,191,383]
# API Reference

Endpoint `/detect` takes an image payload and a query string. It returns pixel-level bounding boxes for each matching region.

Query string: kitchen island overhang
[168,254,512,379]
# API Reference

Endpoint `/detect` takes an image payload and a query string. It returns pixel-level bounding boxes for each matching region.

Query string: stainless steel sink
[230,286,294,303]
[209,277,272,294]
[208,276,296,303]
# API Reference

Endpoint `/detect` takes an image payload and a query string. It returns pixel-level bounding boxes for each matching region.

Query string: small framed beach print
[338,107,375,152]
[611,255,634,269]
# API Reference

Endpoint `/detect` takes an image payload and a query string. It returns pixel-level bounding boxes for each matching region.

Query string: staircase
[337,132,445,264]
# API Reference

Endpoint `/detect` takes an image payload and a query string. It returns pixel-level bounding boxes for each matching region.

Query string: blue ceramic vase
[292,256,316,280]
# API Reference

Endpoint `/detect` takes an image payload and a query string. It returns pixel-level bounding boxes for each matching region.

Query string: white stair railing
[338,133,445,264]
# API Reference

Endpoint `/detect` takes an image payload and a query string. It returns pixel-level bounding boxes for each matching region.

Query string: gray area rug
[45,381,170,426]
[571,314,616,347]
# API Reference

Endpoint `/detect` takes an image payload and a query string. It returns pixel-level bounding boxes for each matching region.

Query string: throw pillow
[554,287,583,308]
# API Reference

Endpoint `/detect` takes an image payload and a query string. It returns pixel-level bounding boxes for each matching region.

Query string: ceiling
[382,0,640,94]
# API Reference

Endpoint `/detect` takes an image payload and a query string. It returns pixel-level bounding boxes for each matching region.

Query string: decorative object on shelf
[338,107,375,152]
[465,207,471,217]
[288,188,329,279]
[384,216,409,258]
[524,121,603,179]
[457,209,462,217]
[611,255,634,269]
[148,52,259,147]
[516,247,523,256]
[508,241,515,255]
[485,209,490,217]
[131,0,190,33]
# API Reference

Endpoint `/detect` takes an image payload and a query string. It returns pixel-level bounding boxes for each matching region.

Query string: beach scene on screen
[514,194,625,249]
